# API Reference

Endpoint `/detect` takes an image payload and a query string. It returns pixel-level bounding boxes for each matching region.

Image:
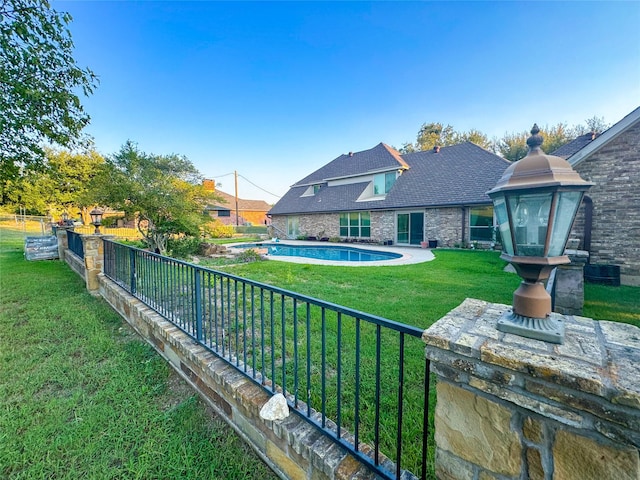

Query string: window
[301,184,322,197]
[217,209,231,217]
[339,212,370,238]
[373,172,396,195]
[469,206,495,242]
[287,216,299,238]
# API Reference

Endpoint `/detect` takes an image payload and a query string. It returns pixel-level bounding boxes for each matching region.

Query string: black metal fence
[67,230,84,259]
[103,239,432,479]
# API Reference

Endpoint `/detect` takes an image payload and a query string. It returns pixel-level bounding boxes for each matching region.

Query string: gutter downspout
[583,196,593,263]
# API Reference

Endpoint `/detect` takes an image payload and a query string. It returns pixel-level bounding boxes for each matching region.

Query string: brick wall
[571,121,640,285]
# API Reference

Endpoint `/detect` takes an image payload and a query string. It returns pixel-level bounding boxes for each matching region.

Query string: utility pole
[234,170,239,227]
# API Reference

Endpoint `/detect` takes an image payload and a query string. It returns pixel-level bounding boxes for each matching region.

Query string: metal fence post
[129,249,136,295]
[195,269,203,341]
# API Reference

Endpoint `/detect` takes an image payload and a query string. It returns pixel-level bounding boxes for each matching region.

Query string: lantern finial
[526,124,544,152]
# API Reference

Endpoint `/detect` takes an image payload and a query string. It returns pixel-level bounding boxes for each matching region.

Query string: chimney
[348,151,353,157]
[203,179,216,192]
[433,145,441,153]
[590,131,596,141]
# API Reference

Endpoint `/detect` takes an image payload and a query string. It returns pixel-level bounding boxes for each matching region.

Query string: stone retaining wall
[423,298,640,480]
[98,274,377,480]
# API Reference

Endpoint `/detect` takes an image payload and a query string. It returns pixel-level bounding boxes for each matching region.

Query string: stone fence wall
[56,233,383,480]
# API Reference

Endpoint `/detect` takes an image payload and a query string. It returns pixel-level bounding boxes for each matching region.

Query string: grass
[213,249,640,329]
[0,228,278,480]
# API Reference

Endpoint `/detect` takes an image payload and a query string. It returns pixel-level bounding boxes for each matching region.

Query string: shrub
[236,248,263,263]
[167,236,201,258]
[209,223,235,238]
[329,237,341,243]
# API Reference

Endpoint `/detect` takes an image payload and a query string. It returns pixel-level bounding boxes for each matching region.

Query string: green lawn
[210,249,640,329]
[0,228,278,480]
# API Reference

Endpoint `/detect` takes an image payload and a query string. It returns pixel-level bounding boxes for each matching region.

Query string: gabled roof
[567,106,640,167]
[269,142,510,215]
[207,190,272,212]
[294,143,408,186]
[551,132,599,159]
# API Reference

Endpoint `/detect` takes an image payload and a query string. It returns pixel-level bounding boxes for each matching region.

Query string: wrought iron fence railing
[67,230,84,259]
[103,239,431,479]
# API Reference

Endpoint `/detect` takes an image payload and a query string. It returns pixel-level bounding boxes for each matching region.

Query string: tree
[399,122,492,153]
[89,141,218,254]
[581,116,610,135]
[495,116,611,162]
[495,130,529,162]
[0,0,98,184]
[454,128,492,150]
[3,148,104,216]
[496,123,574,162]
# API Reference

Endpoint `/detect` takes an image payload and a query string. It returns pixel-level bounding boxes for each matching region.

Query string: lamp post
[90,208,103,234]
[487,125,592,344]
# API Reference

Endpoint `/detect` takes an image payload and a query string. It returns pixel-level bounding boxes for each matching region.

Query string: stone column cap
[423,298,640,409]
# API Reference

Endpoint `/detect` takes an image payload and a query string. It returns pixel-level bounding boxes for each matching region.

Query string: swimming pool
[234,243,402,262]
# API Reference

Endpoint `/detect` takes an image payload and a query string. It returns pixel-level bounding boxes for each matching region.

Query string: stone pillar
[80,235,109,295]
[553,249,589,315]
[55,226,73,260]
[423,298,639,480]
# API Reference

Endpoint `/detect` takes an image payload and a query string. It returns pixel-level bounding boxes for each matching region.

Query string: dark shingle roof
[269,142,510,215]
[294,143,407,186]
[387,142,510,208]
[551,132,598,158]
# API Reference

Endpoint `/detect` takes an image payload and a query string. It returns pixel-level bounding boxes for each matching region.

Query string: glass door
[397,212,424,245]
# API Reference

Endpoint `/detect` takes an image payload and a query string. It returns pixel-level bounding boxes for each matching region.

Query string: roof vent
[590,131,596,141]
[433,146,441,153]
[348,151,353,157]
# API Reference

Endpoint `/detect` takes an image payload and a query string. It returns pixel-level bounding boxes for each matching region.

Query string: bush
[236,248,263,263]
[209,223,235,238]
[101,216,124,228]
[167,236,201,258]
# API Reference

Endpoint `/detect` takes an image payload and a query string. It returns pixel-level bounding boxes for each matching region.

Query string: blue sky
[59,1,640,203]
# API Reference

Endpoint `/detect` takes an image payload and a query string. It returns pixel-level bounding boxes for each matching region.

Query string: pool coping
[226,240,435,267]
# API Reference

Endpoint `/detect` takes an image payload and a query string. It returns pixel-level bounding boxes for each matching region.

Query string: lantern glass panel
[493,196,514,255]
[507,192,553,257]
[548,191,583,256]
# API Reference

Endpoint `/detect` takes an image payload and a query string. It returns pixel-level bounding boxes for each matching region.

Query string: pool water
[236,243,402,262]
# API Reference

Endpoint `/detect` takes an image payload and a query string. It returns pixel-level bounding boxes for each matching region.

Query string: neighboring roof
[269,142,510,215]
[551,132,599,158]
[567,106,640,167]
[294,143,408,186]
[207,190,272,212]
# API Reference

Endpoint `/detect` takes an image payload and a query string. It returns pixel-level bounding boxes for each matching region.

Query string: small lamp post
[62,212,69,223]
[90,208,103,234]
[487,125,592,344]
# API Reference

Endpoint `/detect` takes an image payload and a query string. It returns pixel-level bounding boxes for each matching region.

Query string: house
[561,106,640,286]
[269,142,510,247]
[203,179,272,226]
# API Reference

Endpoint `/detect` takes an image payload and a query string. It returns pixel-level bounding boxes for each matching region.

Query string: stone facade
[423,298,640,480]
[271,205,485,247]
[571,120,640,286]
[424,207,465,247]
